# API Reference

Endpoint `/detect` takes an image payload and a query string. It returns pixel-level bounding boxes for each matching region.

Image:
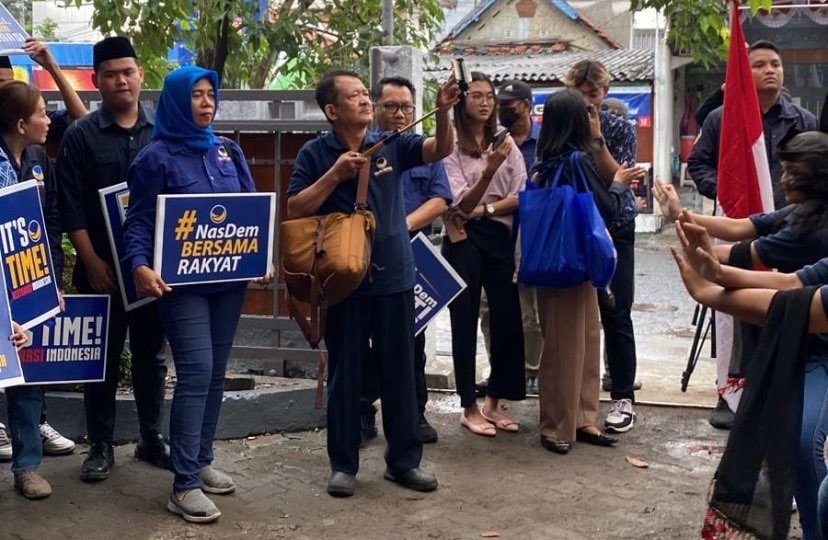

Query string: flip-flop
[480,408,519,433]
[460,412,496,437]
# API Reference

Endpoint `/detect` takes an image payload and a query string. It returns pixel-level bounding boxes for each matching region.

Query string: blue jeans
[157,284,247,490]
[797,363,828,540]
[5,385,44,473]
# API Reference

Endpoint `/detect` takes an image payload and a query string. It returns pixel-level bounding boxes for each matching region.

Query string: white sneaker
[605,399,636,433]
[40,422,75,456]
[0,423,12,461]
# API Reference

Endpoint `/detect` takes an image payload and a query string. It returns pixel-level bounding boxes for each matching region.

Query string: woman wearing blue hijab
[123,66,270,523]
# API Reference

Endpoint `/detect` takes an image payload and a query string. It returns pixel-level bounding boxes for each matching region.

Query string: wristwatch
[484,203,496,218]
[591,135,606,150]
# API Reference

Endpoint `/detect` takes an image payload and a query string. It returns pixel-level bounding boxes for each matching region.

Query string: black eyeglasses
[378,102,415,114]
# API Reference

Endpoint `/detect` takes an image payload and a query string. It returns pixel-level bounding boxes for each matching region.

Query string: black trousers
[362,330,428,418]
[442,219,525,408]
[326,290,421,475]
[78,280,167,444]
[598,223,637,401]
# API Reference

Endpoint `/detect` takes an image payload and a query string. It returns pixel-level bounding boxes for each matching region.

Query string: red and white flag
[716,2,774,218]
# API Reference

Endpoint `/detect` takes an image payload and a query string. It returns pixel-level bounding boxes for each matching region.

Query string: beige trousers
[537,283,601,442]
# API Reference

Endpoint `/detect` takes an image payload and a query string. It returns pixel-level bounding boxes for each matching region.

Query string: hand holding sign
[134,265,171,298]
[10,321,26,350]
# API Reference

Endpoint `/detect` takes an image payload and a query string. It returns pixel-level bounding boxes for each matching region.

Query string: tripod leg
[682,304,709,392]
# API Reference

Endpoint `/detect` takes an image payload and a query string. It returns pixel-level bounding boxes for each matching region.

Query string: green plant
[33,16,58,41]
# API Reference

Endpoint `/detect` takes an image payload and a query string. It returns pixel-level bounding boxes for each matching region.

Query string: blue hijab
[153,65,219,151]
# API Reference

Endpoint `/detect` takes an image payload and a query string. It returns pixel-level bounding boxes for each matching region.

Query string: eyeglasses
[468,92,495,103]
[378,102,415,114]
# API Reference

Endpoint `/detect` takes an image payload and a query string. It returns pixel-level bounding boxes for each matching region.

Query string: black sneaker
[709,397,734,430]
[419,416,438,444]
[80,442,114,482]
[360,413,378,448]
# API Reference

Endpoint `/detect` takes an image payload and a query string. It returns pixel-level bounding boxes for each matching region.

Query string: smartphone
[492,127,509,151]
[452,58,472,95]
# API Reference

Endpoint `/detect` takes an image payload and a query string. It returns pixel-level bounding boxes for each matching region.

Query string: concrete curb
[0,377,326,444]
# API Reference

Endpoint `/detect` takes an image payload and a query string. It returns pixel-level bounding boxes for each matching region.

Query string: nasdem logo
[27,220,42,243]
[210,205,227,224]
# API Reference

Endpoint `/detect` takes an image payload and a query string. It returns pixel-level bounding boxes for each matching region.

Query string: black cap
[497,80,532,102]
[0,56,11,70]
[778,131,828,161]
[93,36,137,72]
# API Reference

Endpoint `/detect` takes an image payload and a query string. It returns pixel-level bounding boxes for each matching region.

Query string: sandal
[460,412,496,437]
[480,407,519,433]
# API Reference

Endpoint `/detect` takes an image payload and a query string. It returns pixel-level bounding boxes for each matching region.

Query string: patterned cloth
[600,110,638,232]
[0,146,18,189]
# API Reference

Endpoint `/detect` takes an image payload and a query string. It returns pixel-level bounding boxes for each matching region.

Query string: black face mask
[498,107,520,129]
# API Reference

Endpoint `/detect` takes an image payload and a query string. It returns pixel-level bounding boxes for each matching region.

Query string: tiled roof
[426,48,655,83]
[439,0,621,50]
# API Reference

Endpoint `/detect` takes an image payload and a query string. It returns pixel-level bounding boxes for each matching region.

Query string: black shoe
[80,442,114,482]
[360,413,378,449]
[474,378,489,398]
[419,417,438,444]
[575,429,618,447]
[540,436,570,455]
[709,397,734,430]
[134,433,171,470]
[383,467,438,492]
[327,471,356,497]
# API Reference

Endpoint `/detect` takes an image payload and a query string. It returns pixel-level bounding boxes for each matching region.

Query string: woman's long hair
[536,89,592,161]
[453,71,497,158]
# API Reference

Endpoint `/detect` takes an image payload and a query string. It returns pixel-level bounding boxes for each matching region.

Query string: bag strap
[355,159,371,210]
[570,151,593,194]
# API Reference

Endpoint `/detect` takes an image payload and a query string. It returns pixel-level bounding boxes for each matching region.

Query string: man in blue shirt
[359,76,453,447]
[287,69,458,498]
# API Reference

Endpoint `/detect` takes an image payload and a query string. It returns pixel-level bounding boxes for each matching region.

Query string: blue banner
[154,193,276,286]
[99,183,154,311]
[411,233,467,336]
[19,295,109,385]
[0,267,24,389]
[0,3,27,56]
[0,180,60,329]
[531,87,652,128]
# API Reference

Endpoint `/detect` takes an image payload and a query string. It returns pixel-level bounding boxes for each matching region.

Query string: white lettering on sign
[40,316,103,347]
[413,283,438,323]
[176,256,242,275]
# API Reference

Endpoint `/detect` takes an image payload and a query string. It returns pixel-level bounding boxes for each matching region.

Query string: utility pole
[382,0,394,45]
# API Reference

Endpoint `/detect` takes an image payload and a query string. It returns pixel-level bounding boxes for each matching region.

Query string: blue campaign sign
[0,180,60,329]
[0,267,25,389]
[530,86,652,127]
[411,233,467,336]
[99,183,155,311]
[19,295,109,385]
[0,3,27,56]
[154,193,276,286]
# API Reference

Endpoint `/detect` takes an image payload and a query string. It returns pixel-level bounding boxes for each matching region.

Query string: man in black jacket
[688,40,817,208]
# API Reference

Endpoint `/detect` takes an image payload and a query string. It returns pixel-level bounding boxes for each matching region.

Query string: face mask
[498,107,519,129]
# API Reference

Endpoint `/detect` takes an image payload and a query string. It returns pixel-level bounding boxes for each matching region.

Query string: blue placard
[154,193,276,286]
[411,233,467,336]
[99,183,154,311]
[0,180,61,329]
[0,4,27,56]
[0,266,24,389]
[19,295,109,385]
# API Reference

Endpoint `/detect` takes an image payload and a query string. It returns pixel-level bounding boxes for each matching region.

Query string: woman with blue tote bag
[524,90,637,454]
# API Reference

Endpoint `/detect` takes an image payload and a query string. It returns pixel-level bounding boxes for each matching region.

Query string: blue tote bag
[518,152,616,289]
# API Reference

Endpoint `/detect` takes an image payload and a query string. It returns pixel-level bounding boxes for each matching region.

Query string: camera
[492,127,509,151]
